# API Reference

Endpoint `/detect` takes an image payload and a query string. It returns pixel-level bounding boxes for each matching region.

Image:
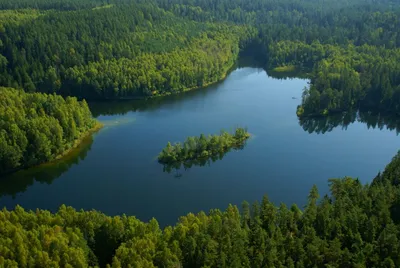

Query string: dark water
[1,66,400,226]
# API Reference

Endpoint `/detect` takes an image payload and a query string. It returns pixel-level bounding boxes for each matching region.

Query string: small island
[158,127,250,165]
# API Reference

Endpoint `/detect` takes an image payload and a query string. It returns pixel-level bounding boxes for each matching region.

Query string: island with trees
[0,87,101,175]
[1,151,400,267]
[158,127,250,165]
[1,0,400,266]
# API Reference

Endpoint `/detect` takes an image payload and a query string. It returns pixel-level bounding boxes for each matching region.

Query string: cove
[1,65,400,227]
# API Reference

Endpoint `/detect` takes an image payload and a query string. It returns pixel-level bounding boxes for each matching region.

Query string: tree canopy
[1,151,400,267]
[1,0,400,265]
[158,127,250,165]
[0,87,97,175]
[0,0,399,117]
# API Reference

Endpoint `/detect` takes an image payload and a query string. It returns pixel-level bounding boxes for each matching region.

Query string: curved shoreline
[77,62,237,101]
[52,122,103,162]
[0,122,103,178]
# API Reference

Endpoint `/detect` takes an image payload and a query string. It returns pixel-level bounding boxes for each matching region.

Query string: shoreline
[0,121,103,178]
[158,132,251,166]
[180,63,235,94]
[272,65,297,72]
[78,62,236,102]
[52,121,103,162]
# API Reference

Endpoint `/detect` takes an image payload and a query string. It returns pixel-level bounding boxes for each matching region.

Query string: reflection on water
[89,81,221,117]
[101,117,137,129]
[266,68,311,80]
[89,72,310,118]
[299,110,400,135]
[1,65,399,226]
[162,144,247,178]
[89,56,264,117]
[0,135,94,198]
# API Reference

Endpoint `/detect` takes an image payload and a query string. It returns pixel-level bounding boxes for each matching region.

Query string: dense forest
[0,2,255,99]
[0,0,398,116]
[267,42,400,117]
[1,0,400,266]
[0,151,399,267]
[0,87,98,175]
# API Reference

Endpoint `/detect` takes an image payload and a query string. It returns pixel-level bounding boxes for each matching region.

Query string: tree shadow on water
[299,109,400,134]
[161,144,246,178]
[0,135,94,198]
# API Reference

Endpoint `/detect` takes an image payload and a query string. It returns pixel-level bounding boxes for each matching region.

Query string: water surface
[1,66,399,226]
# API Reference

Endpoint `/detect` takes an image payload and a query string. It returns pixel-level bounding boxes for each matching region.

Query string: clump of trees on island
[158,127,250,166]
[1,151,400,267]
[1,0,400,264]
[0,87,99,175]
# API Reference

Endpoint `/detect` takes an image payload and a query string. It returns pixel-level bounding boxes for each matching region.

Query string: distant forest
[0,0,398,117]
[1,0,400,267]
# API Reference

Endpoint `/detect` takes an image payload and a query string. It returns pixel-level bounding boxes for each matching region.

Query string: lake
[1,65,400,226]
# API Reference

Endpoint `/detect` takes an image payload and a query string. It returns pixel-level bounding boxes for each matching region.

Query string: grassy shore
[0,121,103,177]
[272,65,297,72]
[53,121,103,161]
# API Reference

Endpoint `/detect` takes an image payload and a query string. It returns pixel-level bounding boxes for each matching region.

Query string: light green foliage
[0,0,107,10]
[1,152,400,267]
[269,41,400,116]
[64,27,251,98]
[0,0,398,119]
[0,2,256,99]
[0,0,400,263]
[0,9,43,26]
[0,87,96,174]
[158,127,250,165]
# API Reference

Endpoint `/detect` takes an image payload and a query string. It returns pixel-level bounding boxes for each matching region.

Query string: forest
[0,151,399,267]
[267,41,400,117]
[1,0,400,265]
[158,127,250,165]
[0,0,398,117]
[0,2,255,99]
[0,87,98,175]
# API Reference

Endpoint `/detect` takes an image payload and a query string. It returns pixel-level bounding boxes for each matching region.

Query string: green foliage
[0,134,94,198]
[0,2,256,99]
[63,27,252,98]
[0,9,44,26]
[1,0,400,266]
[0,0,399,119]
[1,152,400,267]
[0,0,108,10]
[269,41,400,116]
[158,127,250,165]
[0,87,97,174]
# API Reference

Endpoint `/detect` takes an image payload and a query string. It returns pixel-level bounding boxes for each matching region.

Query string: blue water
[1,66,399,226]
